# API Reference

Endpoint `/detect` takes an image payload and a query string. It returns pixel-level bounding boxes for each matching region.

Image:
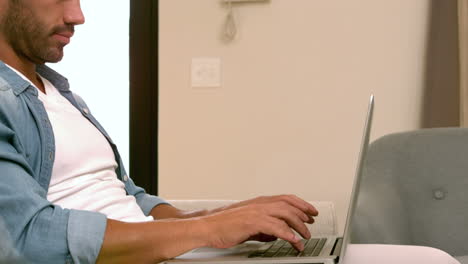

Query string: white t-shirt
[7,65,153,222]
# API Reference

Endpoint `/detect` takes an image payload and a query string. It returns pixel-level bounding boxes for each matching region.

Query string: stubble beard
[2,1,65,64]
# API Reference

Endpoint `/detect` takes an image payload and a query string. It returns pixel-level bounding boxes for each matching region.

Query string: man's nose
[64,0,85,25]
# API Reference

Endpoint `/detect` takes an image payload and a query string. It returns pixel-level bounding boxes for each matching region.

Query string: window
[50,1,130,171]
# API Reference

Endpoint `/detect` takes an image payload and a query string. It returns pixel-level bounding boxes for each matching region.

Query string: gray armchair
[351,128,468,261]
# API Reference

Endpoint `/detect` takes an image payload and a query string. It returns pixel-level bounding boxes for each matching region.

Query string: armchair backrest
[351,128,468,256]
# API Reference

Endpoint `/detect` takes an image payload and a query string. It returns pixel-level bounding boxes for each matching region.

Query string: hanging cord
[223,1,237,42]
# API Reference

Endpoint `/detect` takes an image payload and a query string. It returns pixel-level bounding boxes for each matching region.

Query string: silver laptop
[163,95,375,264]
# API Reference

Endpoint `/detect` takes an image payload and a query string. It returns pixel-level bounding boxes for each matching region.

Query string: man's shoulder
[0,72,31,124]
[0,72,14,92]
[0,62,31,100]
[0,76,20,109]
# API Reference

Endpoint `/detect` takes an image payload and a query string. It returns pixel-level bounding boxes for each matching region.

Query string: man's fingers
[308,217,315,224]
[206,202,313,251]
[268,202,311,240]
[229,195,319,222]
[263,216,304,251]
[276,195,319,217]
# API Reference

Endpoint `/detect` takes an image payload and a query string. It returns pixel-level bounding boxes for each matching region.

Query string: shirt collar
[36,64,70,92]
[0,60,70,96]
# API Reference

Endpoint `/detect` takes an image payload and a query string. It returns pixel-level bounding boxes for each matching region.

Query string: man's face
[0,0,85,64]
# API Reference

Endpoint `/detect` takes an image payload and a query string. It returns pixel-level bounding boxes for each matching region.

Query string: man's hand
[149,195,319,252]
[200,199,317,251]
[212,195,318,224]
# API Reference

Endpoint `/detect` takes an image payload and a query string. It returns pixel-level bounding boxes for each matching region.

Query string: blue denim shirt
[0,61,167,264]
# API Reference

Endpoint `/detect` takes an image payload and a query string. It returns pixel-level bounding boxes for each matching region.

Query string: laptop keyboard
[248,238,327,258]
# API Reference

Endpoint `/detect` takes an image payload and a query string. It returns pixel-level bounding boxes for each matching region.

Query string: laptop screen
[338,95,374,262]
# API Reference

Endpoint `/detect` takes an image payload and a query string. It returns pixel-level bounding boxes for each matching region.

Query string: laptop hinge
[331,237,343,256]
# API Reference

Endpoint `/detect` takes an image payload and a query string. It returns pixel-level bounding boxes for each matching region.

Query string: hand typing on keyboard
[200,195,319,252]
[249,238,328,258]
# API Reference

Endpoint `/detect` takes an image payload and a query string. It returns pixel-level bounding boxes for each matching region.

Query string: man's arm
[96,218,207,264]
[150,195,318,223]
[0,122,108,263]
[97,200,317,264]
[149,203,209,219]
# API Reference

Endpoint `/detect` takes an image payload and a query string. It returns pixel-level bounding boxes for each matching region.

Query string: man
[0,1,318,263]
[0,1,462,264]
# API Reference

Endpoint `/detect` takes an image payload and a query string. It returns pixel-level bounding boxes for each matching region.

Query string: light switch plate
[191,57,221,88]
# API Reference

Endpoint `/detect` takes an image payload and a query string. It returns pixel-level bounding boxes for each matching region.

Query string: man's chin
[46,57,64,63]
[27,48,64,64]
[43,49,64,63]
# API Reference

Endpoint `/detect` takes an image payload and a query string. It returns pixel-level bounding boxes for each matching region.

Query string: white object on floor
[342,244,460,264]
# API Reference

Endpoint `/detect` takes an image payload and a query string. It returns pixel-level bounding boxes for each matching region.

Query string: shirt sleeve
[0,122,108,264]
[123,176,170,215]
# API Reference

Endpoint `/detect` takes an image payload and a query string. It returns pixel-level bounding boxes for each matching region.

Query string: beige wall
[158,0,458,233]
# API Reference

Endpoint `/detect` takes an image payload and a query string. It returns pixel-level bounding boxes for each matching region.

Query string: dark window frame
[129,0,159,195]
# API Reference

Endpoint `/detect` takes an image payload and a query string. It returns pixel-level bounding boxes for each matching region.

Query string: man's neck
[6,60,46,93]
[0,40,46,93]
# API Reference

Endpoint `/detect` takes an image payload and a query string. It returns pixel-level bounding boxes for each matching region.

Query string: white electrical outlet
[191,57,221,88]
